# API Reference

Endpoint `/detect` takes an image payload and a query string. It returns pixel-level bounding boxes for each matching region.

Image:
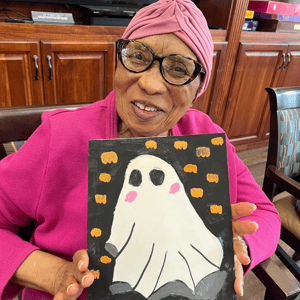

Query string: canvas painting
[87,133,236,300]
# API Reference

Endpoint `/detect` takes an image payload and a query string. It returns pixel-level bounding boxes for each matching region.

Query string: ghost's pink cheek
[125,191,138,203]
[169,182,180,194]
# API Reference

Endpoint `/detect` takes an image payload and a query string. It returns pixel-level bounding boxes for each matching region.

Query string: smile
[134,102,160,112]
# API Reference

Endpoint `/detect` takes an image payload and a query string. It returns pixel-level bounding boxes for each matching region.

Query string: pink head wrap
[121,0,213,97]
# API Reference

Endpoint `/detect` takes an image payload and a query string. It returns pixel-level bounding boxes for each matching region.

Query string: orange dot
[145,140,157,149]
[100,256,112,264]
[211,137,224,146]
[92,270,100,279]
[210,205,223,214]
[190,188,203,198]
[90,228,102,237]
[95,194,107,204]
[184,164,197,173]
[99,173,111,182]
[174,141,188,150]
[101,151,118,164]
[207,173,219,183]
[196,147,210,157]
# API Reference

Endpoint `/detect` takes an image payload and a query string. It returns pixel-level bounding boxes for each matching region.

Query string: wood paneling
[193,41,227,116]
[41,41,115,104]
[198,0,233,30]
[277,44,300,88]
[0,40,43,107]
[209,0,250,126]
[0,23,125,41]
[1,0,300,149]
[0,0,83,23]
[222,43,288,146]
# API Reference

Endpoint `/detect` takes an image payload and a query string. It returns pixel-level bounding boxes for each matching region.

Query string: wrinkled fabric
[122,0,213,97]
[0,91,280,300]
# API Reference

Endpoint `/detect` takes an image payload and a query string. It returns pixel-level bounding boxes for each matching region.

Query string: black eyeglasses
[116,39,206,86]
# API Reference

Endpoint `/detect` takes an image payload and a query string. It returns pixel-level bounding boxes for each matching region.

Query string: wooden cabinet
[277,44,300,88]
[41,41,115,104]
[0,39,116,107]
[193,41,227,116]
[1,0,300,150]
[222,42,300,149]
[221,42,287,147]
[261,44,300,142]
[0,41,43,107]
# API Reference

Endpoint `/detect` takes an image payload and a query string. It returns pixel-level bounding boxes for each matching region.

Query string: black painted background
[87,133,236,300]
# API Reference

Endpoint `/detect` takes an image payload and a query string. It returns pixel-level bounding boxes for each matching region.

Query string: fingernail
[252,204,257,210]
[82,275,89,285]
[79,260,84,270]
[240,278,244,296]
[67,284,73,294]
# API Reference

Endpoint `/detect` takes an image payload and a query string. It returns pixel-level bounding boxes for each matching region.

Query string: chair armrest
[252,257,300,299]
[266,165,300,199]
[0,102,91,142]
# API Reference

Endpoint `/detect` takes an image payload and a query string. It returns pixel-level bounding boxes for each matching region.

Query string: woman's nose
[137,62,167,95]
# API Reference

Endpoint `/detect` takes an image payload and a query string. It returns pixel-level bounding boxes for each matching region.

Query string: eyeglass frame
[116,38,206,86]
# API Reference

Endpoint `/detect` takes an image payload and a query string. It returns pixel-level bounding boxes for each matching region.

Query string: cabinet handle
[46,55,53,81]
[278,53,286,71]
[283,53,291,70]
[33,55,39,80]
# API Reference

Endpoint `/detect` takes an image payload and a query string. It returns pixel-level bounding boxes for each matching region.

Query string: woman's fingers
[81,273,94,288]
[73,250,89,272]
[52,250,94,300]
[231,202,256,220]
[53,291,66,300]
[234,237,250,265]
[66,280,80,296]
[72,268,94,289]
[231,203,257,296]
[72,250,94,289]
[234,255,244,296]
[232,219,258,237]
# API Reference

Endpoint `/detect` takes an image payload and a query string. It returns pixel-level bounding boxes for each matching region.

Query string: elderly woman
[0,0,280,299]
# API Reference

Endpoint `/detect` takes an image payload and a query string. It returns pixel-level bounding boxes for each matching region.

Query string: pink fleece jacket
[0,91,280,300]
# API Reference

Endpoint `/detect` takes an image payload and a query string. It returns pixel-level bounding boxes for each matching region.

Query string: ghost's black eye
[129,169,142,187]
[150,169,165,186]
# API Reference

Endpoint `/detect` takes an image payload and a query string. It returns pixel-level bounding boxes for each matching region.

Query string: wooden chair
[252,86,300,300]
[0,103,93,242]
[0,102,92,300]
[0,102,91,160]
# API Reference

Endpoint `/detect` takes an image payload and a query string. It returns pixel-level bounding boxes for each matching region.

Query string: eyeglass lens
[120,40,198,85]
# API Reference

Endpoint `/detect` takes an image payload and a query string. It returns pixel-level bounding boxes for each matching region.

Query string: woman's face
[114,33,201,138]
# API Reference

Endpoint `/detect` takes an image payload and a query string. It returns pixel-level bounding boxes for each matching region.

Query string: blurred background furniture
[0,102,90,160]
[2,0,300,151]
[0,102,91,240]
[0,102,91,300]
[252,86,300,300]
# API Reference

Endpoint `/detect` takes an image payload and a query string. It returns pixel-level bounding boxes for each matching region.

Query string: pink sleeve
[230,147,281,274]
[0,117,51,299]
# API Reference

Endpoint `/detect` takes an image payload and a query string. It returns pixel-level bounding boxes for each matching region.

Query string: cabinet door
[277,44,300,87]
[41,41,116,104]
[222,42,288,147]
[0,41,44,107]
[193,41,227,117]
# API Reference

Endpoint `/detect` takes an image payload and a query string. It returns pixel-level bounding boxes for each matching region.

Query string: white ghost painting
[105,154,226,300]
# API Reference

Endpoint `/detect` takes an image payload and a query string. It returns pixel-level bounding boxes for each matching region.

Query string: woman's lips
[131,101,163,120]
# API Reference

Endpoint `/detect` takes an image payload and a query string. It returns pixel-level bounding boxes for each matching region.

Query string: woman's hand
[53,250,95,300]
[231,202,259,296]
